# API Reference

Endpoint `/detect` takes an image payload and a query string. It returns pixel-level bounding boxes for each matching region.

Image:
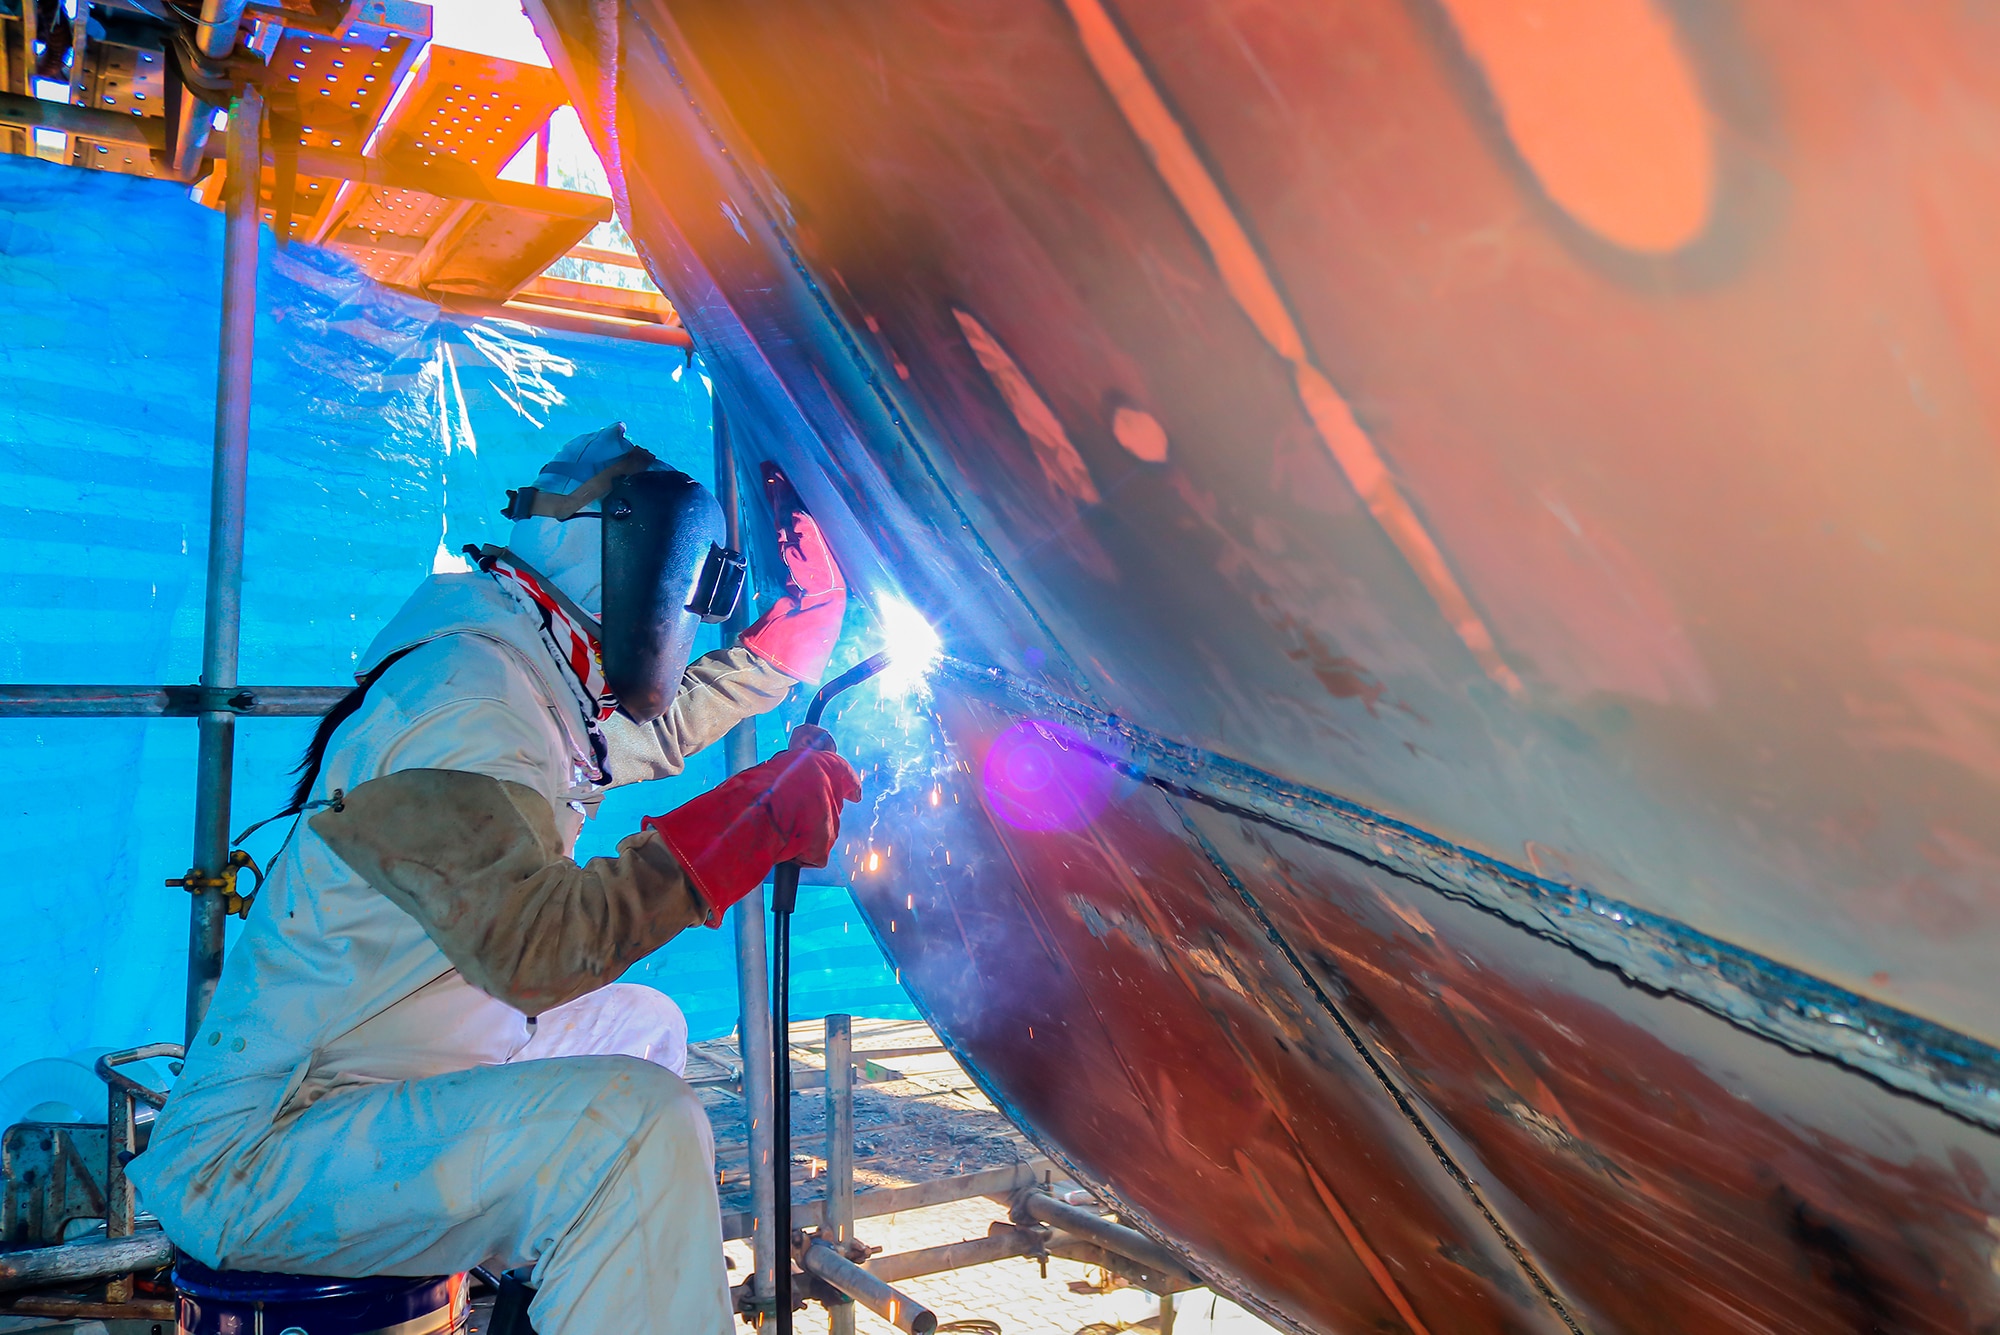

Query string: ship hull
[529,3,2000,1329]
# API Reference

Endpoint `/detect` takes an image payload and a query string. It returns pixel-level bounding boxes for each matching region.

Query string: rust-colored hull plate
[527,2,2000,1330]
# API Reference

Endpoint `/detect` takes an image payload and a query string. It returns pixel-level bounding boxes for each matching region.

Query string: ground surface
[695,1018,1045,1218]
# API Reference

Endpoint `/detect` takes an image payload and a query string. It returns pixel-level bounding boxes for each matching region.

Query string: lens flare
[979,720,1119,832]
[875,595,942,694]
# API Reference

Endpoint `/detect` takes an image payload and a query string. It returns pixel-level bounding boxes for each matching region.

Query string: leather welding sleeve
[309,768,708,1015]
[599,646,798,788]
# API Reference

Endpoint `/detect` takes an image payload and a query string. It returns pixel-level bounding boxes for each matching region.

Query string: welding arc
[771,648,891,1335]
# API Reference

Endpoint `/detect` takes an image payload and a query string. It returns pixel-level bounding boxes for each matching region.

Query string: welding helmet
[505,423,746,721]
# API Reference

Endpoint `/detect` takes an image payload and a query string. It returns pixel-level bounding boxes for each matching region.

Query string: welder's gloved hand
[740,469,847,683]
[643,726,862,926]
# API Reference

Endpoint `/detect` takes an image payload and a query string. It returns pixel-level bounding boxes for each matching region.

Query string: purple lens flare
[979,720,1123,833]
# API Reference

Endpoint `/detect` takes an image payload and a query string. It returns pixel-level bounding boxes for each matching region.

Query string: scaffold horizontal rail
[0,684,349,717]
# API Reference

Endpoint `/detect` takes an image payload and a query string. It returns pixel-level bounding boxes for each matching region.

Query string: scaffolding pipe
[167,85,213,182]
[717,397,779,1314]
[193,0,247,59]
[2,1296,176,1322]
[95,1042,180,1303]
[1011,1190,1198,1286]
[867,1225,1046,1285]
[186,83,261,1044]
[0,1233,174,1293]
[797,1241,936,1335]
[0,684,347,717]
[824,1013,856,1335]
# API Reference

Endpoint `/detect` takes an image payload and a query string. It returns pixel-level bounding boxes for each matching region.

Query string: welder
[129,423,858,1334]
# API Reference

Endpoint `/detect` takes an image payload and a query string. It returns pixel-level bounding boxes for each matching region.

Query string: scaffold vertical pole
[718,396,780,1315]
[826,1012,856,1335]
[185,83,261,1043]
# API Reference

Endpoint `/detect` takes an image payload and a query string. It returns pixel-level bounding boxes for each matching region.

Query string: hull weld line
[940,657,2000,1135]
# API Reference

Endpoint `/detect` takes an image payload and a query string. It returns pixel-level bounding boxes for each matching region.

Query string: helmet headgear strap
[501,448,658,522]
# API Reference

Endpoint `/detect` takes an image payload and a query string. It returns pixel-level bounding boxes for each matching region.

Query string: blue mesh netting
[0,152,912,1109]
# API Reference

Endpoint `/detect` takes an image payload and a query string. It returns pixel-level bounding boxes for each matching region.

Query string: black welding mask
[598,469,746,721]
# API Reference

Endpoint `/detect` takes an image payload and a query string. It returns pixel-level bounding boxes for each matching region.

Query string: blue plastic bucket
[173,1257,469,1335]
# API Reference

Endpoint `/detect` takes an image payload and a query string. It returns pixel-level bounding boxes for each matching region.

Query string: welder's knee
[579,1055,713,1165]
[522,1055,728,1333]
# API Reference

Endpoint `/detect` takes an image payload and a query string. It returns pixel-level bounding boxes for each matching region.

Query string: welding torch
[770,648,891,1335]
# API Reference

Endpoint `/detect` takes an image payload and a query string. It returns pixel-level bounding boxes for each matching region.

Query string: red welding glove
[643,725,862,926]
[740,468,847,682]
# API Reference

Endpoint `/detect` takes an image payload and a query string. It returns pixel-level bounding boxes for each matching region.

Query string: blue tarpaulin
[0,152,913,1115]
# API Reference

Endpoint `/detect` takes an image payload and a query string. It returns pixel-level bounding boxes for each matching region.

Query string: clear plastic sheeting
[0,152,911,1092]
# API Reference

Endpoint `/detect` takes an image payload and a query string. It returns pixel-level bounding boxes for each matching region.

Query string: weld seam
[939,657,2000,1134]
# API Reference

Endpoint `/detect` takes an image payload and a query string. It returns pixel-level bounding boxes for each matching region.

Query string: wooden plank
[417,202,595,300]
[797,1044,948,1062]
[720,1160,1053,1242]
[438,294,694,348]
[567,243,648,269]
[512,275,677,326]
[291,146,611,221]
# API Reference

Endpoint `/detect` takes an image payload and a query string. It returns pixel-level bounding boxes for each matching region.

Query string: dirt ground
[697,1018,1044,1218]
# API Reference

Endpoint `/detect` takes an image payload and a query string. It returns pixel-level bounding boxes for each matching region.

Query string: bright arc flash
[876,596,942,694]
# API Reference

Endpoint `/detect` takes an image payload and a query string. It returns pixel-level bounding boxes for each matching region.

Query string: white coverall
[130,568,794,1334]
